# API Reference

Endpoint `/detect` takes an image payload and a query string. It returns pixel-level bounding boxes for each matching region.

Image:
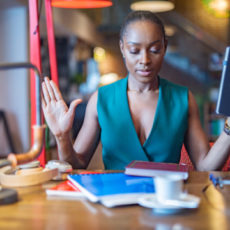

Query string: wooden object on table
[0,166,58,187]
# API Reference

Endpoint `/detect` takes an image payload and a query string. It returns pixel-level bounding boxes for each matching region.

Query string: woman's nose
[140,51,150,64]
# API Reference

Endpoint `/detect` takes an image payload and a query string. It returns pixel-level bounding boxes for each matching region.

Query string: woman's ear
[119,40,125,58]
[164,39,168,52]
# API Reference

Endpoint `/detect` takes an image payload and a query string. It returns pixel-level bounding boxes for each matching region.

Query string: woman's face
[120,20,167,84]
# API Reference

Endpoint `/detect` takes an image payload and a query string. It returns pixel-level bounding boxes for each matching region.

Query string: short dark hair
[120,10,166,42]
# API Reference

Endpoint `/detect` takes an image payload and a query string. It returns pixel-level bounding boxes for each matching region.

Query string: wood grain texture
[0,171,230,230]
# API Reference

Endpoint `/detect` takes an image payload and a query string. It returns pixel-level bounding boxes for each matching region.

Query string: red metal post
[45,0,59,86]
[29,0,46,166]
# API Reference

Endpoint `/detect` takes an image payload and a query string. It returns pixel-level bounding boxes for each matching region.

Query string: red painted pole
[29,0,46,166]
[44,0,60,159]
[45,0,59,86]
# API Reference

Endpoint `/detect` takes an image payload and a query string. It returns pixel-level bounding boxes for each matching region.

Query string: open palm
[42,77,82,136]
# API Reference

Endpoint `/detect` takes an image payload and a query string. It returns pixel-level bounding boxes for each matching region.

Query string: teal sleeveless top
[97,77,188,170]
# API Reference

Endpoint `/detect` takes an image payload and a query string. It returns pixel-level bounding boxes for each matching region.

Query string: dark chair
[0,110,15,153]
[72,101,87,140]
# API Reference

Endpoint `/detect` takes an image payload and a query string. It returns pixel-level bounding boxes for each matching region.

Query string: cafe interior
[0,0,230,229]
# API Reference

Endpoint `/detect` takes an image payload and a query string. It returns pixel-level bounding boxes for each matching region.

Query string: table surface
[0,171,230,230]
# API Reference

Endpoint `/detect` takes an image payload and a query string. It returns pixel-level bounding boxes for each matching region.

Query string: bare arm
[184,91,230,170]
[59,91,101,168]
[42,77,100,169]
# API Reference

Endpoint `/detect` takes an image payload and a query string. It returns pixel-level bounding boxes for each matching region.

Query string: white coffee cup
[154,175,184,202]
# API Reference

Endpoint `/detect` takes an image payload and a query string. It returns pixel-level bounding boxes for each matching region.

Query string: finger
[41,91,47,107]
[42,81,51,104]
[45,77,56,101]
[67,99,83,120]
[41,99,49,122]
[50,80,63,101]
[41,97,47,116]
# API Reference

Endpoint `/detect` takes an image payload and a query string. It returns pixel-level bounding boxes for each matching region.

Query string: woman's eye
[150,49,161,54]
[129,49,139,54]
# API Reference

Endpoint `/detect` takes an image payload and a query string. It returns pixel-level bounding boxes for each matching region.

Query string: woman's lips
[136,69,152,76]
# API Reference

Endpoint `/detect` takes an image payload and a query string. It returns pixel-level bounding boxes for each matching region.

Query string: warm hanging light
[130,0,175,12]
[51,0,113,8]
[210,0,228,11]
[165,25,176,36]
[94,47,106,62]
[202,0,230,18]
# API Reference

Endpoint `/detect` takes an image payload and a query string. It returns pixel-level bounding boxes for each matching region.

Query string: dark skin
[120,21,165,145]
[42,19,230,170]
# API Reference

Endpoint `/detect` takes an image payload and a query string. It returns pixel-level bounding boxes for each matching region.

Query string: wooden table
[0,171,230,230]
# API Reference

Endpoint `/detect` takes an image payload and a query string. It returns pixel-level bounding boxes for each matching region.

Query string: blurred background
[0,0,229,160]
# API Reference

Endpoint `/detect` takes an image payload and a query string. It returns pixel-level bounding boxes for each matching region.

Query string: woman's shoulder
[99,77,126,89]
[98,77,127,95]
[160,77,188,92]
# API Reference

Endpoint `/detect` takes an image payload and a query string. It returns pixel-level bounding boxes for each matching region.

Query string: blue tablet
[216,47,230,116]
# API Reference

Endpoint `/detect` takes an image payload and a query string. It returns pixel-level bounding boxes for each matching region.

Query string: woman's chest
[127,92,159,145]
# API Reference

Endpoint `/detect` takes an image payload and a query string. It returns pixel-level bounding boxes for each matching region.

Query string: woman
[42,11,230,170]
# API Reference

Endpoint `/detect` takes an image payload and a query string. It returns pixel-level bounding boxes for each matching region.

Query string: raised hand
[41,77,82,137]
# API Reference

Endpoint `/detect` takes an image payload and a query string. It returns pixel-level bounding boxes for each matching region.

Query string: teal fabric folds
[97,77,188,170]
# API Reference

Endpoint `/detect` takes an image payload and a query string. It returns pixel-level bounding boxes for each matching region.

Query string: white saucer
[138,193,200,214]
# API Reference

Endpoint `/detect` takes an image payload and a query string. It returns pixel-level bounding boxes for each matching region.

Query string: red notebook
[46,180,84,198]
[46,171,104,198]
[125,161,189,179]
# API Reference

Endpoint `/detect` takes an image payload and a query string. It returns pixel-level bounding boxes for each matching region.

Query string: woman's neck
[127,75,159,93]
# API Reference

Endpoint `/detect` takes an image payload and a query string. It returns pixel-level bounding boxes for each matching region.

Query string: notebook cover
[67,173,155,203]
[46,180,84,198]
[125,161,189,179]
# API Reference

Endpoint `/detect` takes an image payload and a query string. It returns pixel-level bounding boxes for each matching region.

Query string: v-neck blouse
[97,77,188,170]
